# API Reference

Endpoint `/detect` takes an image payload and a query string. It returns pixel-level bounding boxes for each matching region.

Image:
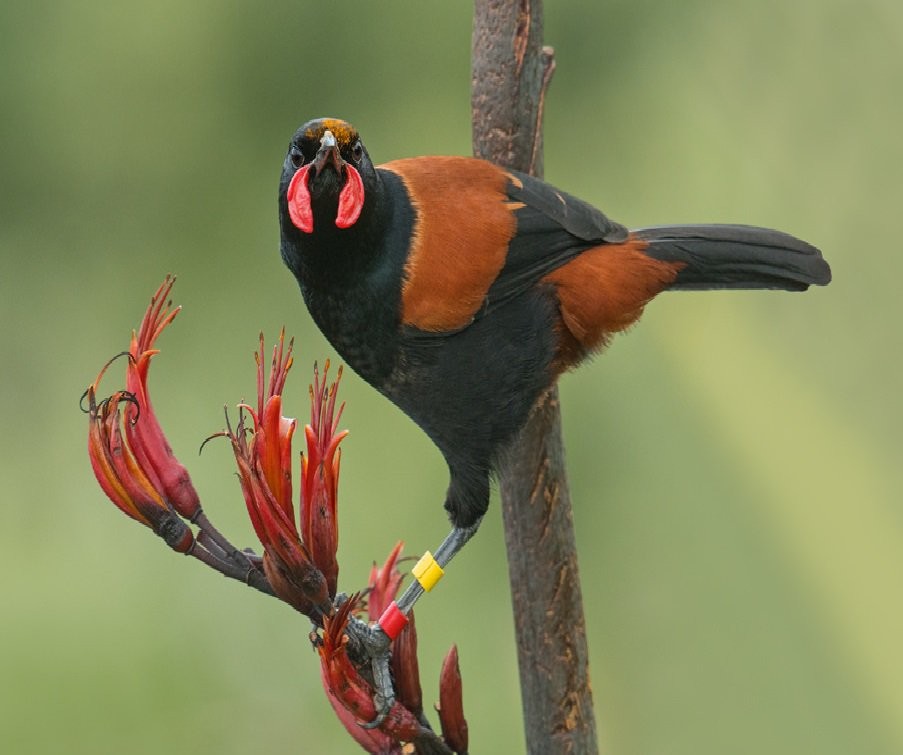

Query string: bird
[277,116,831,718]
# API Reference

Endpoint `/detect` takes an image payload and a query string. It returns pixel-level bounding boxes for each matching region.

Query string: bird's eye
[290,146,304,169]
[351,140,364,164]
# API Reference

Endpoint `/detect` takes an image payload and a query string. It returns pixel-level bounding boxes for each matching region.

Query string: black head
[279,117,378,238]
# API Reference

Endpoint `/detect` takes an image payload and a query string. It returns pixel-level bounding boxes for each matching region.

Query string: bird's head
[280,117,376,236]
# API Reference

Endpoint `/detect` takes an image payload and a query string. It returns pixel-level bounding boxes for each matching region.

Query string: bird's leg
[345,518,482,728]
[395,518,481,613]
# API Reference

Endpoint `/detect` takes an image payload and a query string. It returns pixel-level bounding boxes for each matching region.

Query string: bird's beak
[312,129,344,176]
[286,127,364,233]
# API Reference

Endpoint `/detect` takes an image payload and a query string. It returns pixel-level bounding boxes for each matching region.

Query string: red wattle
[336,164,364,229]
[287,165,314,233]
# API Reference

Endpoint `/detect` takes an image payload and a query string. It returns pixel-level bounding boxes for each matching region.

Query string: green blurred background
[2,1,900,753]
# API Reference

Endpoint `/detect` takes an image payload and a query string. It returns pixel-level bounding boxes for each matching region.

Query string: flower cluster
[220,333,339,619]
[221,332,468,752]
[84,276,270,590]
[84,276,198,552]
[84,277,468,754]
[319,545,469,754]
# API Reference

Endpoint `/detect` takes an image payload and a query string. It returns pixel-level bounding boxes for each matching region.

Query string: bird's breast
[301,280,401,389]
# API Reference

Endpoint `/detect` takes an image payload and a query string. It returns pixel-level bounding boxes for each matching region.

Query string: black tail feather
[633,224,831,292]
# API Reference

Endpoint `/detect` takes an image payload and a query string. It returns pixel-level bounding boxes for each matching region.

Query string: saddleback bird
[278,117,831,722]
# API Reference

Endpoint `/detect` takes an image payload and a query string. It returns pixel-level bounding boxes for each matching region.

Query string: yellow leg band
[412,551,444,592]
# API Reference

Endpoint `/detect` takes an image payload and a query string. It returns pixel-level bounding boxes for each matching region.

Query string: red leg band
[377,601,408,640]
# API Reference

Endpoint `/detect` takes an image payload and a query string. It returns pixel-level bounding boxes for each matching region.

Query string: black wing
[480,170,628,317]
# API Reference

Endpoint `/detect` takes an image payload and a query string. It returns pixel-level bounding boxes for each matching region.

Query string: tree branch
[471,2,598,753]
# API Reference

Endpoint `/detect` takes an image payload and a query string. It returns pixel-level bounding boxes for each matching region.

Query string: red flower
[300,361,347,598]
[438,645,469,755]
[367,543,423,717]
[249,330,296,517]
[318,597,422,753]
[223,331,330,617]
[366,542,405,622]
[84,277,197,553]
[320,544,470,754]
[123,276,201,521]
[86,276,277,595]
[86,386,193,551]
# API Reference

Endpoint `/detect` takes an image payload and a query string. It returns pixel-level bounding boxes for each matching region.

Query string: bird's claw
[344,616,395,729]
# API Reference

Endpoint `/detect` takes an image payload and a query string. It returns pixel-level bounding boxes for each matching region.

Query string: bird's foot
[344,615,394,728]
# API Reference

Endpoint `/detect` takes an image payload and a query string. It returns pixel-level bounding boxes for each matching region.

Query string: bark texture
[471,2,598,753]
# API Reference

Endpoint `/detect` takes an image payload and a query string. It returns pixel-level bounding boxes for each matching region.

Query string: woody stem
[186,511,274,596]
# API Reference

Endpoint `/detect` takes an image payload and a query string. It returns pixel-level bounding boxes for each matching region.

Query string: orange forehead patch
[304,118,359,147]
